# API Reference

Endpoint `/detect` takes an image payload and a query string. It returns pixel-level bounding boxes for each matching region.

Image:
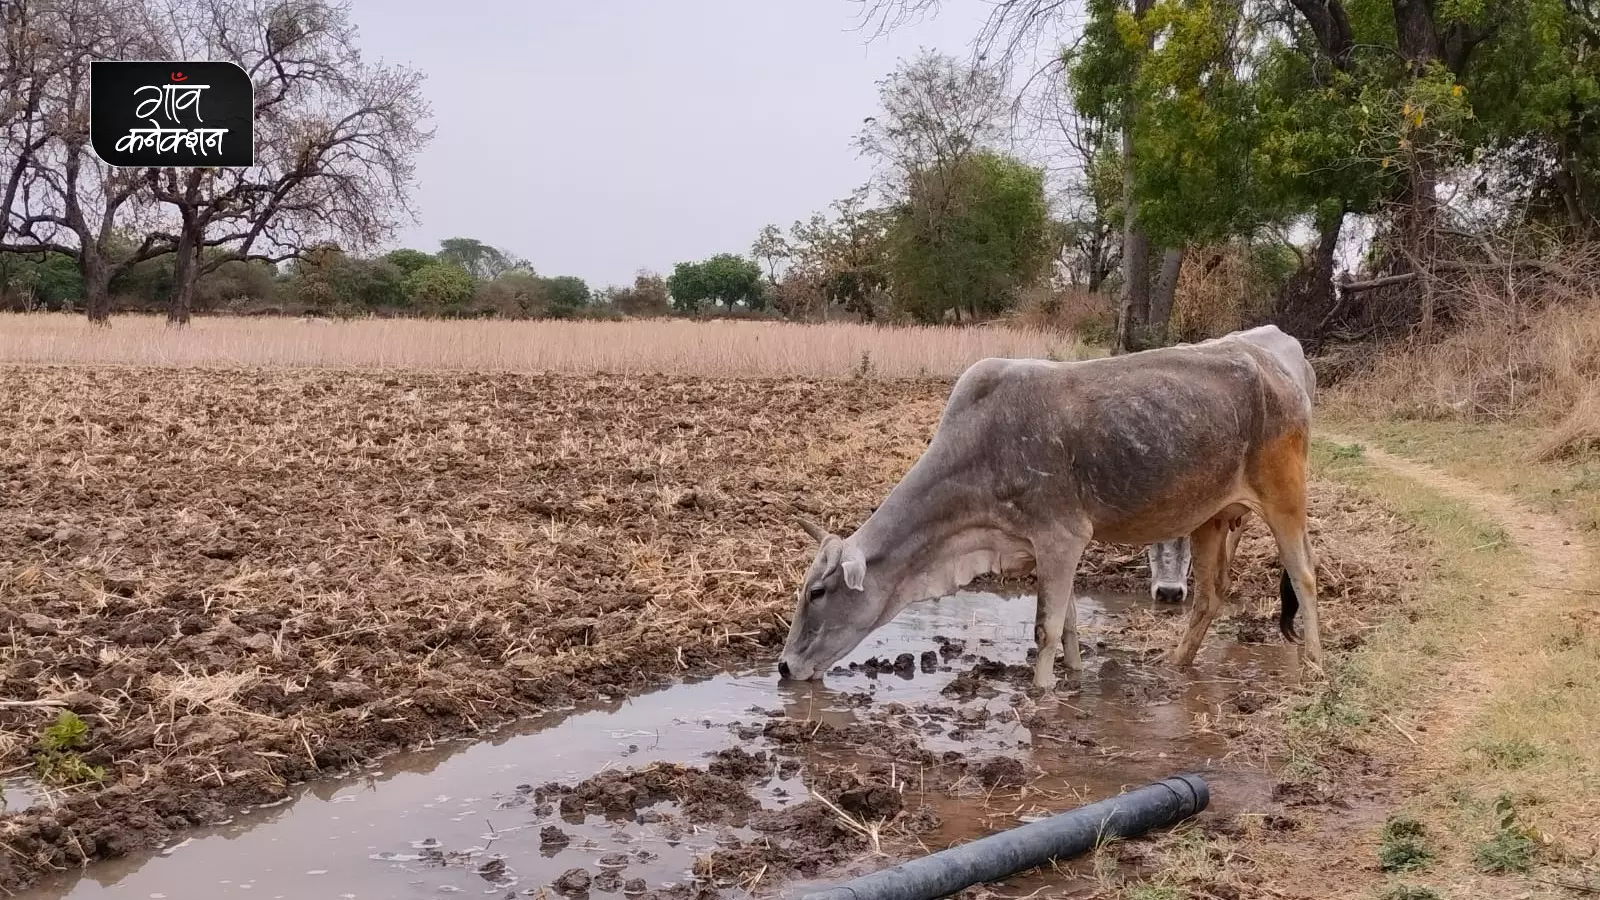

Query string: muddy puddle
[15,590,1295,900]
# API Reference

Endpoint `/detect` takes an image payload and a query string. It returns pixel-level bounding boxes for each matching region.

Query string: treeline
[0,236,676,319]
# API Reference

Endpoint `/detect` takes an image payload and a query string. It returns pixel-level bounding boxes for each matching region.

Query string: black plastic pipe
[800,773,1209,900]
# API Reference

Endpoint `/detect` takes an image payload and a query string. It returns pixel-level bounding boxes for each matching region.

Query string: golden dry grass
[1332,291,1600,432]
[0,313,1087,376]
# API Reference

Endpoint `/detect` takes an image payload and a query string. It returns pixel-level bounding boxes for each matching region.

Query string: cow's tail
[1278,567,1300,642]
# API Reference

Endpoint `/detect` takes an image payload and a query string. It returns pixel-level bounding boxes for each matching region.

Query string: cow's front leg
[1168,516,1231,668]
[1033,534,1090,689]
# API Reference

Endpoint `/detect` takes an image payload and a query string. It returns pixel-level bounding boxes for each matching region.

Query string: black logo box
[91,61,254,168]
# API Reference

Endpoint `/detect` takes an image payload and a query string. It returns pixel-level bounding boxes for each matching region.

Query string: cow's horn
[796,515,829,542]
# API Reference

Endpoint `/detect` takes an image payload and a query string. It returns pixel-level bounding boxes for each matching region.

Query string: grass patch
[1321,417,1600,533]
[1468,738,1544,772]
[1379,816,1434,873]
[1473,796,1540,874]
[1304,429,1600,892]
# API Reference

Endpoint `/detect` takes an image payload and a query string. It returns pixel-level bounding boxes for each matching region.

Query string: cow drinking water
[777,325,1319,690]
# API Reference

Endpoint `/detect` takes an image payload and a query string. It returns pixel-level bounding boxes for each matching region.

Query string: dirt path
[1323,432,1596,746]
[1322,432,1595,742]
[1304,433,1600,893]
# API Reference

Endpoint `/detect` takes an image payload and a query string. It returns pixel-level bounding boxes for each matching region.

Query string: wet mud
[13,590,1294,900]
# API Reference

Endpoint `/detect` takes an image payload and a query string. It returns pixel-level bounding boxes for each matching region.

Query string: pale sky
[349,1,1025,288]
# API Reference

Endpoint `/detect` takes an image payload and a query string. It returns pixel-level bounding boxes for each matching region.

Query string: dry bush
[1534,386,1600,461]
[1170,243,1283,343]
[0,314,1085,377]
[1334,272,1600,454]
[1013,283,1113,341]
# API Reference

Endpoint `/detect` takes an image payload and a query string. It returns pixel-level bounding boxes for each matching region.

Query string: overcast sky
[348,1,1022,288]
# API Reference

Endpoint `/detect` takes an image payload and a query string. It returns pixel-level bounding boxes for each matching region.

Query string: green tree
[666,254,765,314]
[606,270,672,317]
[865,0,1589,345]
[782,186,893,321]
[540,275,592,319]
[384,249,438,277]
[435,238,531,280]
[338,259,409,311]
[887,151,1054,323]
[406,263,478,316]
[0,252,84,311]
[472,271,545,318]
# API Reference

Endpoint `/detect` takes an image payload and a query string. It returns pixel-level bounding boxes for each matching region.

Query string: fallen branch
[0,699,68,709]
[1340,256,1581,295]
[1339,272,1417,294]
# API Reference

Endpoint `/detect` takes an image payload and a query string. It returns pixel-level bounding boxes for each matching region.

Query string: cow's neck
[853,460,992,614]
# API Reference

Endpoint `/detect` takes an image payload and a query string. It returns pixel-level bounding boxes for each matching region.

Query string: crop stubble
[0,366,1407,894]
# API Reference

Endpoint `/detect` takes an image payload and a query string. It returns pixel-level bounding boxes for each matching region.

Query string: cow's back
[933,345,1303,540]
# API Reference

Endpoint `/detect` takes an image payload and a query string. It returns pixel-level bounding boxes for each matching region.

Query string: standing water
[14,590,1293,900]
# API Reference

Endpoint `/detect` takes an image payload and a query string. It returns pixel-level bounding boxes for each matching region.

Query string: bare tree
[1016,52,1120,291]
[750,223,791,287]
[854,49,1008,192]
[141,0,432,323]
[2,0,174,323]
[855,0,1076,75]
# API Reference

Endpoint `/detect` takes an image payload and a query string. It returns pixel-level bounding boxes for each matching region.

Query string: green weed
[1332,442,1366,460]
[1378,816,1433,872]
[33,710,106,786]
[1471,738,1543,771]
[1474,795,1538,873]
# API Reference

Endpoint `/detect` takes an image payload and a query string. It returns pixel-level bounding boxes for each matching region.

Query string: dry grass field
[0,313,1086,376]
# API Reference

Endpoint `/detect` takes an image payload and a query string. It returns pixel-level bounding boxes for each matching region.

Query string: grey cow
[778,324,1319,690]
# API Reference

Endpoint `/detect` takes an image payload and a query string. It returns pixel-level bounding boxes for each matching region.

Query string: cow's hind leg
[1253,438,1322,668]
[1167,516,1230,668]
[1033,533,1090,689]
[1265,523,1320,667]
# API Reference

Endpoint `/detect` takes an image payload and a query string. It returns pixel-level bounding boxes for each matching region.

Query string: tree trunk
[1114,123,1150,354]
[82,251,112,325]
[169,228,198,326]
[1148,246,1186,342]
[1087,244,1108,293]
[1112,0,1157,355]
[1554,155,1594,238]
[1407,163,1441,339]
[1273,207,1344,346]
[1391,0,1443,69]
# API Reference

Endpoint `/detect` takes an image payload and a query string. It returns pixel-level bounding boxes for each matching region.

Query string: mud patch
[537,762,762,824]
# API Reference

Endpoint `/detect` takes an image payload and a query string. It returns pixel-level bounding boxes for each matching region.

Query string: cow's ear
[840,542,866,592]
[815,535,843,578]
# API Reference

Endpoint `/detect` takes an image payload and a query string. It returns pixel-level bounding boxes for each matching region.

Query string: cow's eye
[807,585,825,601]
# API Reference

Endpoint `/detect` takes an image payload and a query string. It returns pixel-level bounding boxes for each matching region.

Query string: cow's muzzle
[1154,585,1187,604]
